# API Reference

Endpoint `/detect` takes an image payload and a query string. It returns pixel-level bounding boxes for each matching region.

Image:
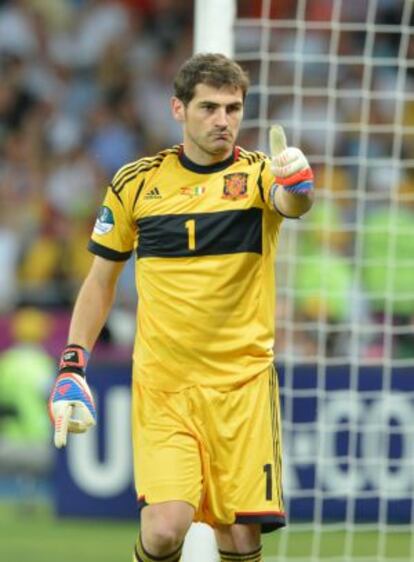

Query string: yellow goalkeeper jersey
[89,145,283,391]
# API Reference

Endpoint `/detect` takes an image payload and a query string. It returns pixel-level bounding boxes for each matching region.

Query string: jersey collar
[178,145,241,174]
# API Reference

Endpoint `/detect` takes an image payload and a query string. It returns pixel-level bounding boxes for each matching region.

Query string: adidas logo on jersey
[144,187,162,200]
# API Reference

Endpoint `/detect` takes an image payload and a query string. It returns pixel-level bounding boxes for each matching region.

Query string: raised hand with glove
[48,344,96,448]
[269,124,314,218]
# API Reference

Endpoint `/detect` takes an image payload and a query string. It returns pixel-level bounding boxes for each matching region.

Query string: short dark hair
[173,53,250,105]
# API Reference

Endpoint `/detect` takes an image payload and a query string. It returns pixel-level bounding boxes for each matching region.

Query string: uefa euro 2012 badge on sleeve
[93,206,115,235]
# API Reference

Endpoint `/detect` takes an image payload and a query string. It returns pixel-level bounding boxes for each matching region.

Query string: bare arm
[67,256,125,351]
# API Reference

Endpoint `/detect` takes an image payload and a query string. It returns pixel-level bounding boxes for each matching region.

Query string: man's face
[172,83,244,162]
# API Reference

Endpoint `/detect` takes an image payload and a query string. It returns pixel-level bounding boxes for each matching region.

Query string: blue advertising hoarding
[54,363,414,523]
[278,365,414,524]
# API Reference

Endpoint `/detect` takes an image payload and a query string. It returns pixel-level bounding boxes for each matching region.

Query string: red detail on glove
[48,372,94,424]
[57,383,71,396]
[275,167,314,187]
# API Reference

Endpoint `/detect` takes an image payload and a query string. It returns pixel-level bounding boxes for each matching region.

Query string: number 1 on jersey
[185,219,196,250]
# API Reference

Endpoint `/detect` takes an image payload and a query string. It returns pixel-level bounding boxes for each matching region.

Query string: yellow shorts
[131,365,285,532]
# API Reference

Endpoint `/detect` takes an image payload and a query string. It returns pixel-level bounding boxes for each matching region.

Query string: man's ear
[171,96,185,122]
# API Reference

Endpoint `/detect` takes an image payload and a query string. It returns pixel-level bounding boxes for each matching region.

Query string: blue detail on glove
[283,180,314,194]
[51,374,96,421]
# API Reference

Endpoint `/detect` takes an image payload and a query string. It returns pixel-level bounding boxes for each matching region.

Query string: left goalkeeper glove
[270,124,314,193]
[48,344,96,448]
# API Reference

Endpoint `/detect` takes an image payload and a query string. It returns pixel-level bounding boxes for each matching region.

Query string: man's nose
[214,108,228,128]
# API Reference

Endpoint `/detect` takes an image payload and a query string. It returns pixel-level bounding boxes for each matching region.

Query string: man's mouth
[212,132,231,140]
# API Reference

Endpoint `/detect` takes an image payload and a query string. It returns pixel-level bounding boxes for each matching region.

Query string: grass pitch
[0,502,411,561]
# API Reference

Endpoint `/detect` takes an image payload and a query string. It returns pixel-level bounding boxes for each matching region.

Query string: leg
[134,500,194,561]
[131,381,204,560]
[215,524,263,562]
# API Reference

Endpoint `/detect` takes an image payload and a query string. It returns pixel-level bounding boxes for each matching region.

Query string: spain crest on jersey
[222,173,248,200]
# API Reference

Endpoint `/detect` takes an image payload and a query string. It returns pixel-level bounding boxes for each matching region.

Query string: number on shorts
[263,463,272,500]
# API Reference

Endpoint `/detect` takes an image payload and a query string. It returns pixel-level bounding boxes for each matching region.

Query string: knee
[143,524,184,554]
[140,501,194,556]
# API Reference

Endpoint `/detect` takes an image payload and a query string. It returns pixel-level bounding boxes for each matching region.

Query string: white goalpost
[187,1,414,561]
[194,0,236,57]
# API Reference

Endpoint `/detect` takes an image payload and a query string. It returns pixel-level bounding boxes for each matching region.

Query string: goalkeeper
[49,53,314,562]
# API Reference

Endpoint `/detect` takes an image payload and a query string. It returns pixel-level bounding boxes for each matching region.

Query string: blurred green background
[0,502,411,562]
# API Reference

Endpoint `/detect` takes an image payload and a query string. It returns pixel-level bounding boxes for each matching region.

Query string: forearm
[67,258,123,351]
[67,278,114,351]
[272,183,314,218]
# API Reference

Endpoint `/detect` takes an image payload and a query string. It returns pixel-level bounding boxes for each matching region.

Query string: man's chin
[209,139,233,155]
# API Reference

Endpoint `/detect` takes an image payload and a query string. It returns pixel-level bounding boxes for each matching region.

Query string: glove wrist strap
[58,344,90,378]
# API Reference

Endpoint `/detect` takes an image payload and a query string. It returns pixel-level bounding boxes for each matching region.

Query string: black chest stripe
[136,208,262,258]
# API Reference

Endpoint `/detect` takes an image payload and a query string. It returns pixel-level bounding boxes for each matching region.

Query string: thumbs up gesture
[269,125,314,216]
[270,125,314,193]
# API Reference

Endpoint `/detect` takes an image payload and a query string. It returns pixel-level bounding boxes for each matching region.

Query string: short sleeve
[88,184,136,262]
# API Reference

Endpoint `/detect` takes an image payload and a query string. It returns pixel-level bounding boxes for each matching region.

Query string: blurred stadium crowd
[0,0,194,313]
[0,0,413,369]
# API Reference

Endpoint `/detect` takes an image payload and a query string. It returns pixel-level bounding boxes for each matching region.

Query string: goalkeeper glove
[48,344,96,448]
[270,124,314,194]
